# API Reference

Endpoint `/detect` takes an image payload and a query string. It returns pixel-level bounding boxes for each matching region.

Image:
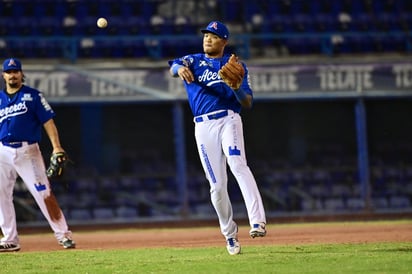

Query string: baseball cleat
[226,238,241,255]
[249,223,267,238]
[59,237,76,249]
[0,242,21,252]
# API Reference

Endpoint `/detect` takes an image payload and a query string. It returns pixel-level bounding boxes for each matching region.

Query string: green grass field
[1,221,412,274]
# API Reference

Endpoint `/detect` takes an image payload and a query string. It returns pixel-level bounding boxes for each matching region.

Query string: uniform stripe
[200,144,216,183]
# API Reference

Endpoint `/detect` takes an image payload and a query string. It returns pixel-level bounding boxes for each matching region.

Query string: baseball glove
[218,54,245,90]
[46,152,68,178]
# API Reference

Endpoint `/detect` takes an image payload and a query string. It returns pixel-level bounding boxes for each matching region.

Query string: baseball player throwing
[168,21,266,255]
[0,58,75,252]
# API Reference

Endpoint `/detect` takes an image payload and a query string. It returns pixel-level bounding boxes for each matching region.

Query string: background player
[0,58,75,252]
[168,21,266,255]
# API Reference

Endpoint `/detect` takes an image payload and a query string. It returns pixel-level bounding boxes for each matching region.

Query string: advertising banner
[13,62,412,103]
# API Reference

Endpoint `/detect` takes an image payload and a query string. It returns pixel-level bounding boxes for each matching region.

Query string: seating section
[1,0,412,59]
[14,141,412,223]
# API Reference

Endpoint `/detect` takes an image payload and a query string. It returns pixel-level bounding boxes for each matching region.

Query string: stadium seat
[194,203,215,216]
[7,40,35,58]
[372,197,389,209]
[54,1,69,17]
[270,15,293,33]
[93,207,115,219]
[70,208,92,220]
[14,17,34,36]
[301,198,323,211]
[34,40,63,58]
[37,17,61,36]
[346,36,376,53]
[284,37,322,55]
[292,14,315,32]
[346,197,365,211]
[389,196,411,208]
[324,198,345,211]
[309,184,328,198]
[116,206,138,218]
[378,13,402,31]
[75,192,97,208]
[313,13,339,32]
[331,184,352,198]
[0,18,11,36]
[125,17,151,35]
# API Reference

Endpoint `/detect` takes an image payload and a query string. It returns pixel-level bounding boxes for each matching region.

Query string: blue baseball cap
[3,58,22,72]
[201,21,229,39]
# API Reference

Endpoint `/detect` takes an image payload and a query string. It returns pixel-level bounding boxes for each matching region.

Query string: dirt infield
[17,218,412,252]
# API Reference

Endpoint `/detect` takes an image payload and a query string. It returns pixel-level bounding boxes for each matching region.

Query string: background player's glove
[46,152,68,178]
[218,54,245,90]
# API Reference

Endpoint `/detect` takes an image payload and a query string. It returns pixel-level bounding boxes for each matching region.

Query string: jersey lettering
[198,69,224,87]
[0,101,28,123]
[39,93,52,111]
[198,69,220,82]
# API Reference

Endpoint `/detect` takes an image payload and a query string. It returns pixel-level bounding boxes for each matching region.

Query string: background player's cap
[201,21,229,39]
[3,58,22,72]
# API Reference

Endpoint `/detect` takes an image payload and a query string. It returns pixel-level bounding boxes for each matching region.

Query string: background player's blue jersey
[0,85,55,143]
[169,53,253,116]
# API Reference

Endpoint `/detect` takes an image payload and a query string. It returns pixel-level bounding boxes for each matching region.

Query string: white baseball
[97,17,108,28]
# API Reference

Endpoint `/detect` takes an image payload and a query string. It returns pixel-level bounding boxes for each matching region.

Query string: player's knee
[227,157,247,174]
[210,183,225,194]
[210,187,229,200]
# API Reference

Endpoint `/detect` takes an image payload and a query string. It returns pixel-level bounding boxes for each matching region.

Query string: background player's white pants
[0,143,72,245]
[194,110,266,240]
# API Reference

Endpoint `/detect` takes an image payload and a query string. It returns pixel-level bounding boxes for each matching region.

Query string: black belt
[195,110,229,123]
[1,141,36,148]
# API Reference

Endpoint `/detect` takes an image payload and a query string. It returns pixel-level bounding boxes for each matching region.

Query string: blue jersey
[0,85,55,143]
[169,53,253,116]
